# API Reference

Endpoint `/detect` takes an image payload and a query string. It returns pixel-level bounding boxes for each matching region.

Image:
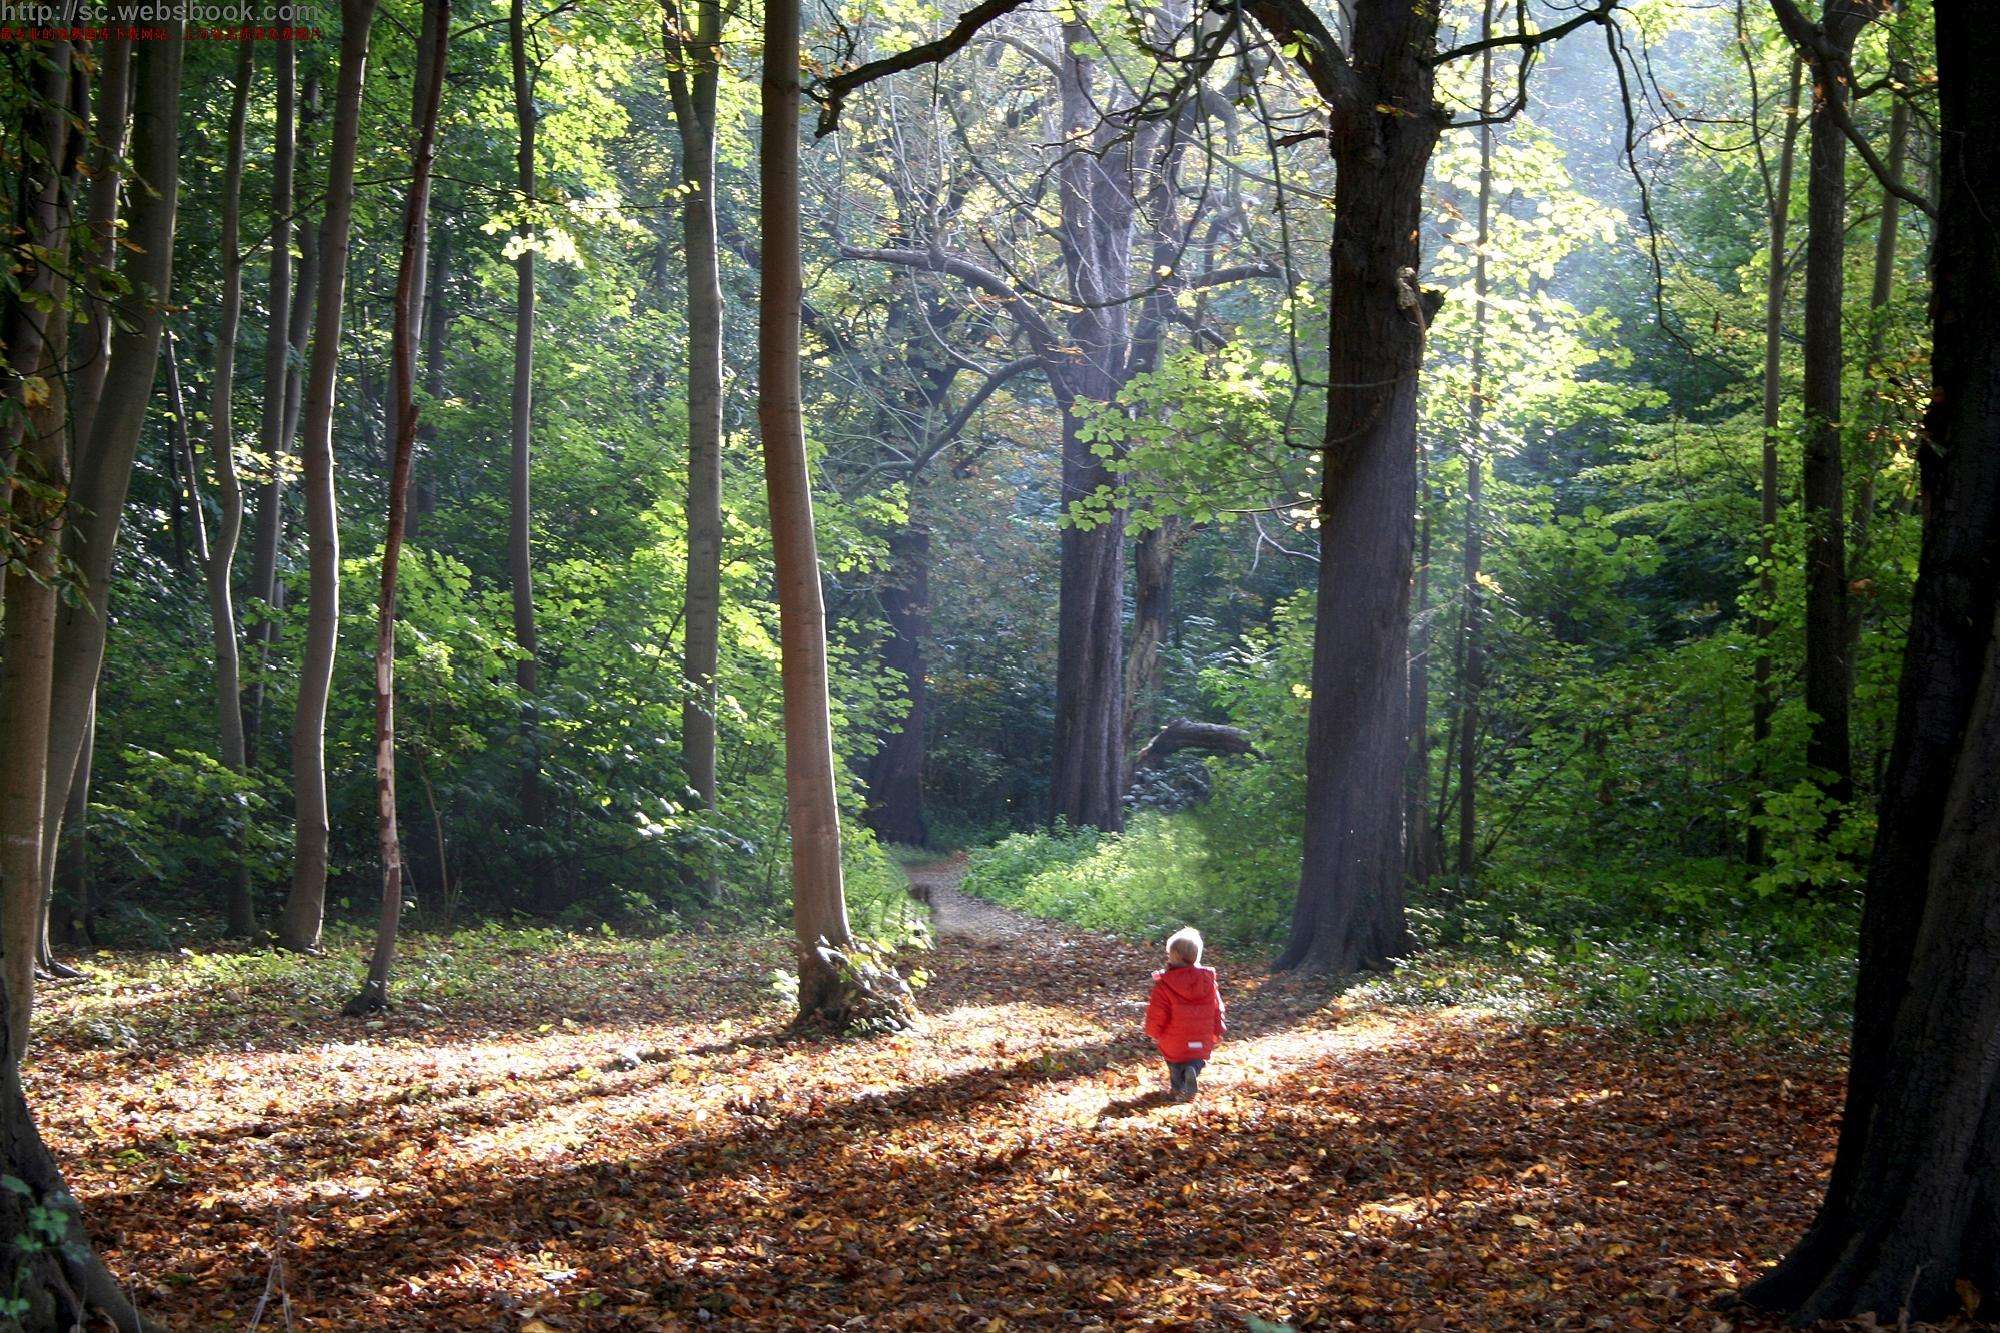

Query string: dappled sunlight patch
[27,924,1847,1329]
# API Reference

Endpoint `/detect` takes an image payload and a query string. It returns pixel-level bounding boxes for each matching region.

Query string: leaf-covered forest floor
[31,869,1871,1331]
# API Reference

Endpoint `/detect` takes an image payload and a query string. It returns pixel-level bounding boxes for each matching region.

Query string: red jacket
[1145,963,1226,1063]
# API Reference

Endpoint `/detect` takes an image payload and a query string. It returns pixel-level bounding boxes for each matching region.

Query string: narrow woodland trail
[905,854,1039,945]
[28,904,1847,1330]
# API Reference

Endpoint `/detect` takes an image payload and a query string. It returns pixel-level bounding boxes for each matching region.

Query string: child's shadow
[1098,1088,1179,1120]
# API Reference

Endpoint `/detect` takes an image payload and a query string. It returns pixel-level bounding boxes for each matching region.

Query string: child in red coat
[1144,927,1226,1102]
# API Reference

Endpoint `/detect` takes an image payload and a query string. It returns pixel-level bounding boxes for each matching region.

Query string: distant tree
[662,0,728,892]
[199,42,257,937]
[509,0,546,832]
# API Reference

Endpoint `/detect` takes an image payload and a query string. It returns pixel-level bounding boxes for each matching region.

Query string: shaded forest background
[40,0,1929,967]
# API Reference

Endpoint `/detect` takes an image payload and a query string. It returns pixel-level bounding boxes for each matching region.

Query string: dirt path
[903,853,1043,945]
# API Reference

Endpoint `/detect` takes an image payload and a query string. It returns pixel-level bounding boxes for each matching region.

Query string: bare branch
[813,0,1040,137]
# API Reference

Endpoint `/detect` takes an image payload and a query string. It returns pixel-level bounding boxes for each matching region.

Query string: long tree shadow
[105,1010,1840,1330]
[87,980,1362,1320]
[56,940,1330,1179]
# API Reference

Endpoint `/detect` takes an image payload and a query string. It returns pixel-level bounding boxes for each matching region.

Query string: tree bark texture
[349,0,449,1016]
[1744,1,2000,1316]
[282,0,380,952]
[510,0,545,829]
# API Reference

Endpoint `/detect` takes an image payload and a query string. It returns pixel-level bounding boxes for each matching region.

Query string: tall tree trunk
[0,37,156,1332]
[1406,450,1438,886]
[3,35,76,1051]
[410,227,449,533]
[1266,0,1444,974]
[205,43,256,938]
[1786,0,1873,803]
[1744,4,2000,1314]
[281,0,381,953]
[348,0,450,1017]
[864,520,931,846]
[762,0,913,1030]
[1047,20,1139,833]
[37,31,183,998]
[1125,517,1179,755]
[1749,55,1804,867]
[664,0,726,884]
[70,32,131,452]
[1454,10,1494,889]
[246,40,298,759]
[509,0,545,832]
[52,700,94,948]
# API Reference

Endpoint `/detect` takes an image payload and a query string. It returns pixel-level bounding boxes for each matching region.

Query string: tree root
[794,939,921,1035]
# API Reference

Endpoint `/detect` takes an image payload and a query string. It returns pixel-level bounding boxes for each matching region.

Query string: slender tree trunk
[52,700,94,948]
[70,33,131,452]
[1744,5,2000,1314]
[1844,82,1910,698]
[1789,0,1872,802]
[410,227,449,533]
[246,39,298,759]
[281,0,381,953]
[1749,55,1804,867]
[864,520,931,846]
[204,43,256,937]
[664,0,726,884]
[1454,14,1494,889]
[1407,448,1438,886]
[1125,517,1178,755]
[1271,4,1444,974]
[762,0,913,1030]
[348,0,449,1016]
[509,0,545,832]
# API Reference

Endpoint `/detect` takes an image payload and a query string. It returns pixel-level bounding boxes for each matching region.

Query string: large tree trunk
[37,31,183,996]
[1749,55,1804,867]
[762,0,914,1031]
[204,43,256,938]
[1046,20,1139,834]
[1789,0,1872,802]
[664,0,726,885]
[0,37,155,1333]
[349,0,450,1016]
[281,0,381,953]
[1743,2,2000,1317]
[864,520,931,846]
[509,0,545,832]
[2,34,77,1053]
[1272,2,1443,974]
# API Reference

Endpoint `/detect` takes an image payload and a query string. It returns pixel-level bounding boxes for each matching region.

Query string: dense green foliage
[48,2,1929,1036]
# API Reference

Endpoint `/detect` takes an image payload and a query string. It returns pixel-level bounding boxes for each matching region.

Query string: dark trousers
[1167,1059,1206,1098]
